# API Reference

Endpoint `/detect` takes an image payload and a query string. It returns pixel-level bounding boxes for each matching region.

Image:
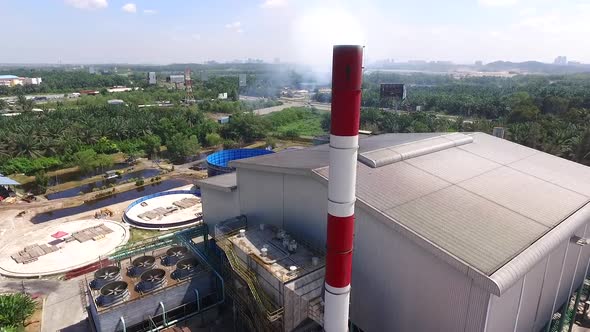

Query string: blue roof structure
[0,175,20,186]
[0,75,19,79]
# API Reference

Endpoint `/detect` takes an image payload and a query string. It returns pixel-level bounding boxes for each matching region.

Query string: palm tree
[16,95,34,112]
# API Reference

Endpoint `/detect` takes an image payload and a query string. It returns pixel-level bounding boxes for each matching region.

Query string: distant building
[89,66,96,74]
[0,75,42,86]
[168,75,185,84]
[107,99,125,106]
[554,56,567,65]
[148,72,156,85]
[107,86,133,93]
[218,92,228,100]
[24,77,42,85]
[0,75,23,87]
[80,90,100,95]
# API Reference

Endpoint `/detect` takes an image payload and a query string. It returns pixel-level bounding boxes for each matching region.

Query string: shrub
[135,179,144,186]
[205,133,222,147]
[0,293,36,328]
[0,157,62,175]
[222,139,239,149]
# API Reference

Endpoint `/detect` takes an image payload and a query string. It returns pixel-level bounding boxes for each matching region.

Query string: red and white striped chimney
[324,45,363,332]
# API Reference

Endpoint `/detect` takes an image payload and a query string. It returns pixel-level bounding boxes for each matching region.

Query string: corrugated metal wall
[486,222,590,332]
[486,279,523,331]
[350,208,486,332]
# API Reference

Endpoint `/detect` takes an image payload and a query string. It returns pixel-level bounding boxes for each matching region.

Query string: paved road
[252,100,331,116]
[0,277,89,331]
[0,93,77,102]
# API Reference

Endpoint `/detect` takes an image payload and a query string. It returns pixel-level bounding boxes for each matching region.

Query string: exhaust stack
[324,45,363,332]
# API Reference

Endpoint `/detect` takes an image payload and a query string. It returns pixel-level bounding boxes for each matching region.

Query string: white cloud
[192,34,201,40]
[478,0,518,7]
[143,9,157,15]
[225,21,244,33]
[64,0,108,10]
[122,3,137,13]
[225,21,241,29]
[260,0,288,9]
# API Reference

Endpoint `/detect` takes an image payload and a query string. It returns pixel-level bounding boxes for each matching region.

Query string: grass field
[267,107,327,138]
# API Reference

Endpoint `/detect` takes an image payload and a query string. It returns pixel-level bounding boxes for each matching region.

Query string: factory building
[0,75,42,87]
[198,132,590,331]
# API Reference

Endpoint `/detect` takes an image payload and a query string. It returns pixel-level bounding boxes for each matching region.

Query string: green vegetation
[71,149,114,173]
[166,134,201,163]
[0,293,36,330]
[358,73,590,165]
[1,68,589,176]
[266,107,326,137]
[0,70,130,96]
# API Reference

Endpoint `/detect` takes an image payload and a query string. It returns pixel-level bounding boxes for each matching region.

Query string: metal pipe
[119,317,126,332]
[194,289,201,312]
[159,302,167,325]
[324,45,363,332]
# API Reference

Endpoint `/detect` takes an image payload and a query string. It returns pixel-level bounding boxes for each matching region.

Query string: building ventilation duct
[162,246,188,266]
[172,257,199,280]
[97,281,129,307]
[91,266,121,290]
[129,255,156,277]
[137,268,167,293]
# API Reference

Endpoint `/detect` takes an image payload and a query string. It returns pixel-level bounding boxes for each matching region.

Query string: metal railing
[216,231,284,322]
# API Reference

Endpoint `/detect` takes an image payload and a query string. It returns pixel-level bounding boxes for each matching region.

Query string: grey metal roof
[231,132,590,295]
[358,133,473,168]
[197,173,237,192]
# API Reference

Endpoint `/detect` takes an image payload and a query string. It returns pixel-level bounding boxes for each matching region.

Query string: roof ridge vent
[359,133,473,168]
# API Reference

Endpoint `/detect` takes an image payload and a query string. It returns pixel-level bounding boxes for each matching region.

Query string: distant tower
[184,67,194,102]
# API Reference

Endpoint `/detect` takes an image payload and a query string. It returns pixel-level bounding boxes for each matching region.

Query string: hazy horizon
[2,0,590,66]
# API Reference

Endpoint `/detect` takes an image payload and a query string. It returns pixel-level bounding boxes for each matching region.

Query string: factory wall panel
[201,188,240,236]
[283,174,328,249]
[515,258,547,332]
[349,208,479,332]
[574,223,590,290]
[533,242,568,331]
[238,169,284,229]
[465,283,491,332]
[486,279,522,332]
[554,225,587,314]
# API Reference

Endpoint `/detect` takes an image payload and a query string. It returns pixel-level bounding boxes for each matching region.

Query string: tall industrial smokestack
[324,45,363,332]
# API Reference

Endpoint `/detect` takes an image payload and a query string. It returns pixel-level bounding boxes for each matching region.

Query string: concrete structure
[198,132,590,331]
[124,191,203,230]
[0,219,129,277]
[323,45,363,332]
[213,220,325,331]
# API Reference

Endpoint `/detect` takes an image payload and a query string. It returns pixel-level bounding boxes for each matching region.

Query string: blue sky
[1,0,589,64]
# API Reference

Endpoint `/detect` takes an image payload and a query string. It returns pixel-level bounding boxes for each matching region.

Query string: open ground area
[0,219,128,277]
